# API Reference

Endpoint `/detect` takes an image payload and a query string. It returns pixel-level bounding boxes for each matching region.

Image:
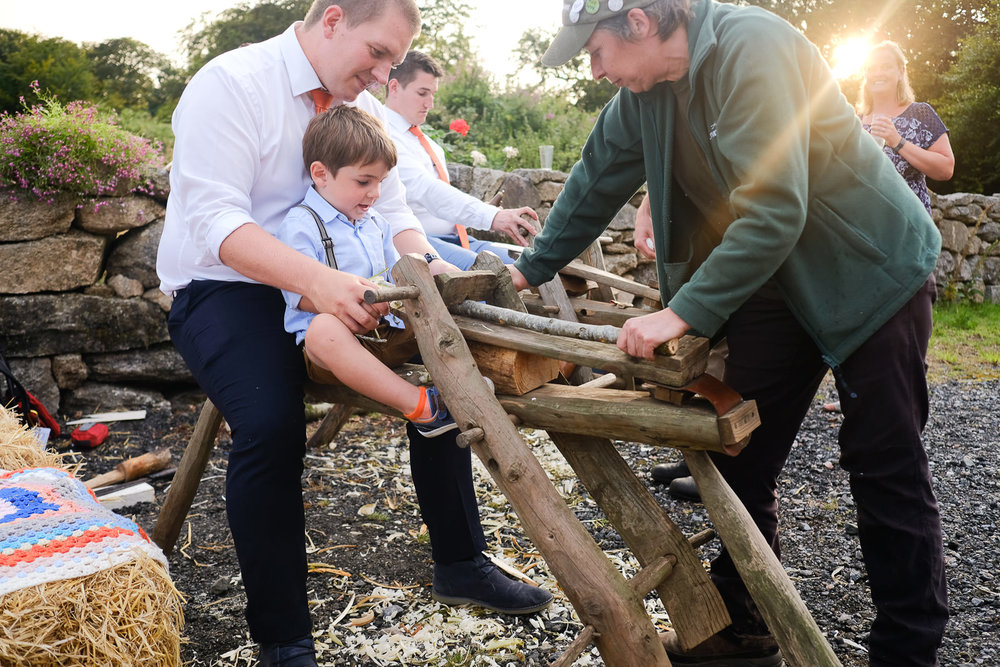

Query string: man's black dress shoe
[651,460,690,484]
[258,636,317,667]
[668,476,702,502]
[433,553,553,615]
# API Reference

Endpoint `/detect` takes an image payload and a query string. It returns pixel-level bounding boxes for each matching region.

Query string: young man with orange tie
[382,50,540,270]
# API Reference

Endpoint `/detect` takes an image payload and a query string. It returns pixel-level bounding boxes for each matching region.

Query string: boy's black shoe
[432,553,553,615]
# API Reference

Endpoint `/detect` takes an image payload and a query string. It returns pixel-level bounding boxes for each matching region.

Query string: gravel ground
[89,376,998,666]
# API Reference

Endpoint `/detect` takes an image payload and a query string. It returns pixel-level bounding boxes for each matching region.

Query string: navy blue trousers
[709,279,947,666]
[168,280,487,643]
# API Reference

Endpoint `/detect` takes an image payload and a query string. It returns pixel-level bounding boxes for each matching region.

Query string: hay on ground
[0,406,184,665]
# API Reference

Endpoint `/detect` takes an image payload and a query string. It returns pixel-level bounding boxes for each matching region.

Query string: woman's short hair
[858,41,916,116]
[596,0,693,42]
[303,106,398,174]
[304,0,420,34]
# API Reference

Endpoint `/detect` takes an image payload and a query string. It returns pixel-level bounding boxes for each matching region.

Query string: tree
[935,3,1000,194]
[513,28,617,113]
[412,0,478,71]
[745,0,985,104]
[181,0,309,73]
[0,30,95,114]
[86,38,171,112]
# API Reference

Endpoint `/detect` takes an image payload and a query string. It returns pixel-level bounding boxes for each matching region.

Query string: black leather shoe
[257,636,317,667]
[651,460,690,484]
[668,476,702,502]
[433,554,553,615]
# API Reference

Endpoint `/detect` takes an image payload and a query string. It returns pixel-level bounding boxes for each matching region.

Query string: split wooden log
[466,340,559,395]
[684,450,843,667]
[392,254,670,666]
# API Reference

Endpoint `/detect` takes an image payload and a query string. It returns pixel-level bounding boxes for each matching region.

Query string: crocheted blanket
[0,467,167,596]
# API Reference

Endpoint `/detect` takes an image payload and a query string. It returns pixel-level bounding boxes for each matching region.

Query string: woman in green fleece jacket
[512,1,947,665]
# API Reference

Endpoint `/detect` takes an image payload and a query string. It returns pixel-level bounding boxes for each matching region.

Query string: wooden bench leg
[684,450,842,666]
[305,403,355,450]
[548,432,730,650]
[152,399,224,554]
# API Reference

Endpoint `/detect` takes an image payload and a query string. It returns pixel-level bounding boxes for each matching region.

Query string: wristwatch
[893,138,907,152]
[424,253,441,264]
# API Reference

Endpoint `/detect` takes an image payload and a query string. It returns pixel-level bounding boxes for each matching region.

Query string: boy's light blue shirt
[278,186,402,345]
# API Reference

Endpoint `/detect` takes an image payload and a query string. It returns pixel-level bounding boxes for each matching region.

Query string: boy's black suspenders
[296,204,337,269]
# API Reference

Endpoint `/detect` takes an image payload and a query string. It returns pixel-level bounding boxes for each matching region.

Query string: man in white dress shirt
[156,2,550,665]
[382,50,539,270]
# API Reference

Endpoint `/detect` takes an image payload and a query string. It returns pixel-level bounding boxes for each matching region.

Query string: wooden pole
[548,432,730,650]
[684,450,842,667]
[152,399,224,553]
[391,255,669,666]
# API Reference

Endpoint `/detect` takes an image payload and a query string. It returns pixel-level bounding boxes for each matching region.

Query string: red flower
[449,118,470,136]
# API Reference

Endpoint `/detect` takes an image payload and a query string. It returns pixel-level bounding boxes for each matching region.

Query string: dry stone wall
[1,166,996,419]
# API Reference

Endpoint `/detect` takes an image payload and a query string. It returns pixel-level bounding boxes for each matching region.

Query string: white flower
[502,145,519,159]
[470,150,487,166]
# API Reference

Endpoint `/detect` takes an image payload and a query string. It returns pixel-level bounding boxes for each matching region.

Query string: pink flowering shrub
[0,83,165,204]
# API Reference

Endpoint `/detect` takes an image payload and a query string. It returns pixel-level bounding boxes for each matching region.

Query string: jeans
[168,280,487,643]
[428,234,515,271]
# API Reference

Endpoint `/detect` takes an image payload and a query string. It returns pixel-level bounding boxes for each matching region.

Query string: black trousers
[168,281,487,643]
[708,279,947,666]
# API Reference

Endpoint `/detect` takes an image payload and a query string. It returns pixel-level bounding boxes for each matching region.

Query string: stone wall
[1,167,997,418]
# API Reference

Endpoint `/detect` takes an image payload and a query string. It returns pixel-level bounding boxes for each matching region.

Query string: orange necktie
[311,89,333,114]
[409,125,470,249]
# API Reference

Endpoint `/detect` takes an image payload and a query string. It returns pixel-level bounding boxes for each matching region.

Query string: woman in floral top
[859,41,955,213]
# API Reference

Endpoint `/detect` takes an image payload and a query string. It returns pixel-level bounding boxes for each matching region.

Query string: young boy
[278,105,459,437]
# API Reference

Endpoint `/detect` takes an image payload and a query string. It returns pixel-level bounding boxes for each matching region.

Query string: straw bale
[0,406,184,665]
[0,407,66,471]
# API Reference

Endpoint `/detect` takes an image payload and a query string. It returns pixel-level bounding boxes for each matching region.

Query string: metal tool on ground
[85,448,173,490]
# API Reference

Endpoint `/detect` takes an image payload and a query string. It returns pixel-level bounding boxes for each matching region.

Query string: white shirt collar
[280,22,323,99]
[383,106,415,134]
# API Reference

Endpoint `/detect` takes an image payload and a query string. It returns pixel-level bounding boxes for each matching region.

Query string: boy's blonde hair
[303,106,397,175]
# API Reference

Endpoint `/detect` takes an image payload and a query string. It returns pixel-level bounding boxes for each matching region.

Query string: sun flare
[830,36,873,80]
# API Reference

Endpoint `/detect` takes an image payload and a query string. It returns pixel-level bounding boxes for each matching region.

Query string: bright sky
[0,0,562,81]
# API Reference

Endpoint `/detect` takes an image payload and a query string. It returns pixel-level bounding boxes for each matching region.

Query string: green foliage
[0,29,95,114]
[0,84,165,203]
[514,27,617,112]
[745,0,983,105]
[181,0,309,73]
[413,0,478,71]
[935,4,1000,196]
[424,60,597,173]
[86,38,171,113]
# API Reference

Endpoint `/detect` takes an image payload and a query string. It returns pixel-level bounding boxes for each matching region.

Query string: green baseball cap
[542,0,655,67]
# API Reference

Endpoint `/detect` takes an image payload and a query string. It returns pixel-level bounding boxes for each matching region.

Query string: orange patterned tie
[311,89,333,114]
[409,125,470,249]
